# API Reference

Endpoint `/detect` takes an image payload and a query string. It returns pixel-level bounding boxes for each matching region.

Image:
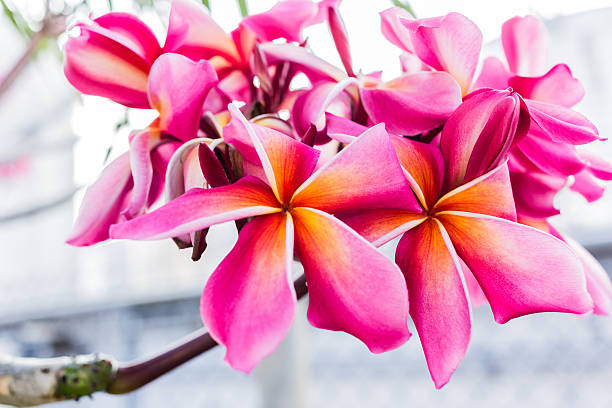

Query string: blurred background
[1,0,612,406]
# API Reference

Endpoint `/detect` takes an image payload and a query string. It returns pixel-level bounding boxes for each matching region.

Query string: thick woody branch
[0,275,308,406]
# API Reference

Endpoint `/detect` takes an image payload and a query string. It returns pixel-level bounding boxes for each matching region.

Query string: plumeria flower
[380,9,609,216]
[64,0,336,110]
[67,53,218,246]
[328,89,592,388]
[109,105,417,372]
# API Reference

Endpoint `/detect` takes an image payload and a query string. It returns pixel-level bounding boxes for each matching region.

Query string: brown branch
[0,275,308,406]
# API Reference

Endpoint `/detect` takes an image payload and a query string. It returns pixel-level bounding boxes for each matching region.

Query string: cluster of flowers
[63,0,612,387]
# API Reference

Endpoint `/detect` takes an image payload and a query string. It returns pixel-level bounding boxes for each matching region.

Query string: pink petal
[325,112,366,141]
[94,12,161,64]
[434,164,517,221]
[399,53,430,74]
[292,79,356,141]
[473,57,510,90]
[380,7,415,53]
[109,176,281,241]
[509,64,584,108]
[570,170,604,202]
[388,134,444,209]
[148,53,218,141]
[148,141,181,206]
[340,209,426,247]
[164,0,240,65]
[510,170,565,219]
[63,21,153,108]
[438,212,593,323]
[460,258,488,308]
[240,0,319,43]
[291,124,421,213]
[501,15,549,76]
[396,219,471,388]
[66,153,133,246]
[292,207,411,353]
[122,130,163,219]
[560,233,612,316]
[226,105,320,203]
[441,88,529,191]
[200,213,296,372]
[260,43,347,83]
[401,13,482,94]
[516,134,585,177]
[526,99,600,145]
[326,3,354,76]
[360,71,462,135]
[580,150,612,180]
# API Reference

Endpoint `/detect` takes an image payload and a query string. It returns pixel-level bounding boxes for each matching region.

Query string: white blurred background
[1,0,612,407]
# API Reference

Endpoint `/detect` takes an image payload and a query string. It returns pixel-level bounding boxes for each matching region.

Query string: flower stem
[237,0,248,18]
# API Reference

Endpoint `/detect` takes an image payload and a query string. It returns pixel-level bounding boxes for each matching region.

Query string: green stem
[237,0,248,18]
[391,0,416,18]
[201,0,210,10]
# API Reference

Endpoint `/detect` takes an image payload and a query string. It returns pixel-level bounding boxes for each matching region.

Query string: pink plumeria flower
[110,105,417,372]
[67,54,218,246]
[330,90,592,388]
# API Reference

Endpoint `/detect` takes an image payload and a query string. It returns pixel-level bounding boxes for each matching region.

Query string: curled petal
[396,219,471,389]
[380,7,415,53]
[66,153,133,246]
[292,79,356,141]
[110,176,281,241]
[201,213,296,372]
[293,207,411,353]
[580,150,612,180]
[94,13,161,63]
[526,99,600,145]
[516,134,585,177]
[509,64,584,108]
[148,53,218,141]
[292,124,420,213]
[164,0,240,65]
[438,212,593,323]
[473,57,510,90]
[326,3,354,76]
[360,71,462,135]
[441,88,529,191]
[122,130,163,219]
[501,15,549,76]
[401,13,482,94]
[64,21,154,108]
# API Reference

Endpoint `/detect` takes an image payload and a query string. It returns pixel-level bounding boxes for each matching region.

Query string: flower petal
[438,212,593,323]
[340,209,426,247]
[434,164,516,221]
[64,22,152,108]
[516,134,585,177]
[110,176,281,240]
[440,88,529,191]
[360,71,462,135]
[66,153,133,246]
[510,170,565,219]
[292,207,411,353]
[164,0,240,65]
[200,213,296,372]
[501,15,548,76]
[570,170,604,202]
[291,124,420,213]
[226,105,320,203]
[389,134,444,209]
[401,13,482,94]
[473,56,511,90]
[380,7,415,53]
[148,53,218,141]
[122,130,163,219]
[260,43,347,83]
[526,99,600,145]
[241,0,319,43]
[509,64,584,108]
[395,218,471,388]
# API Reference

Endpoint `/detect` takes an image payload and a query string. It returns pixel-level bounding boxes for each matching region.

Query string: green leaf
[237,0,248,18]
[201,0,210,10]
[391,0,416,18]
